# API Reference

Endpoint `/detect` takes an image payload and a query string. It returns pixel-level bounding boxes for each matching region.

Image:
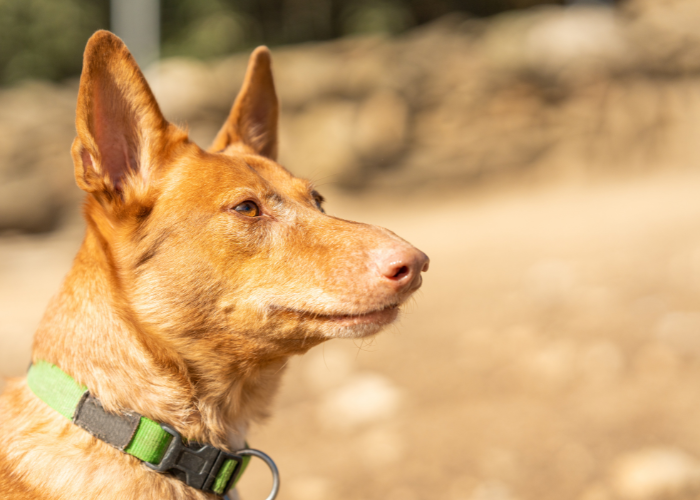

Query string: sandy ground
[3,170,700,500]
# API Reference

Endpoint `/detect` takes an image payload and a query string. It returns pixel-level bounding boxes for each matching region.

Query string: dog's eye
[312,191,325,213]
[233,201,260,217]
[315,198,325,213]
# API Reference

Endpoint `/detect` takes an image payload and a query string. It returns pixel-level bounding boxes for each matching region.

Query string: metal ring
[225,448,280,500]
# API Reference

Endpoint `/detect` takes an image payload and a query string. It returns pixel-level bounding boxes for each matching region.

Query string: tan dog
[0,31,428,500]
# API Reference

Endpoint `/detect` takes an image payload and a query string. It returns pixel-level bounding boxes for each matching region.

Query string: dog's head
[71,31,428,366]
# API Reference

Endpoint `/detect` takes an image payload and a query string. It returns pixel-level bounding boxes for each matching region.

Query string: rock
[578,483,612,500]
[388,486,421,500]
[526,339,576,389]
[279,90,409,184]
[301,343,354,393]
[480,448,518,480]
[0,174,61,232]
[8,2,700,231]
[579,340,624,385]
[484,5,627,83]
[353,89,408,161]
[610,448,700,500]
[279,99,358,182]
[526,260,577,306]
[633,342,679,385]
[448,476,479,500]
[468,480,517,500]
[317,372,401,430]
[148,58,221,120]
[272,37,392,109]
[286,476,332,500]
[624,0,700,74]
[356,426,404,467]
[0,81,80,233]
[656,312,700,356]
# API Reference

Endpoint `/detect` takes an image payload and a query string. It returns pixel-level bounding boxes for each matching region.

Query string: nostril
[392,265,410,280]
[376,248,428,287]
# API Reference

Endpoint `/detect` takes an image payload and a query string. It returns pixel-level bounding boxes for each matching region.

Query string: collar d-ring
[224,448,280,500]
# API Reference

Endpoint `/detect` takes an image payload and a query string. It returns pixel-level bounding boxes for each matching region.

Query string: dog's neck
[31,224,286,451]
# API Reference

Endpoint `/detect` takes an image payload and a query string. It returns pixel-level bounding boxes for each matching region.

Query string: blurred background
[4,0,700,499]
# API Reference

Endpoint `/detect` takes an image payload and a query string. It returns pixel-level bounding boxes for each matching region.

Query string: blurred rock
[610,448,700,500]
[280,99,358,182]
[578,483,612,500]
[388,486,421,500]
[633,342,680,385]
[149,58,222,120]
[668,247,700,291]
[469,480,518,500]
[286,476,333,500]
[449,476,480,500]
[318,372,401,430]
[353,90,408,161]
[656,312,700,356]
[301,343,354,394]
[484,5,627,84]
[356,426,404,467]
[555,442,595,484]
[0,81,80,233]
[479,448,519,480]
[632,295,668,322]
[7,0,700,231]
[526,339,576,389]
[0,174,61,232]
[526,260,577,306]
[624,0,700,74]
[579,340,624,385]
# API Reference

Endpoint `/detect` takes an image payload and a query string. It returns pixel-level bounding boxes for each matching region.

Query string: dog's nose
[379,247,429,293]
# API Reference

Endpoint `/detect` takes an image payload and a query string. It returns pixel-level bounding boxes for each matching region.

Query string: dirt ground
[2,169,700,500]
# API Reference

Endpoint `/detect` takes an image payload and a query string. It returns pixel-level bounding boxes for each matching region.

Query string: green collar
[27,360,249,496]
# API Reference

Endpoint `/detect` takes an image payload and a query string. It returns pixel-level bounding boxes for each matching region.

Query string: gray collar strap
[27,360,280,498]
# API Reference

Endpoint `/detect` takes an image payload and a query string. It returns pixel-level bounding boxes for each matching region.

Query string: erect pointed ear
[71,30,177,198]
[209,46,279,160]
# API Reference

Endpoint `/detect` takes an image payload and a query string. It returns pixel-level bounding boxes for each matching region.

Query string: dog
[0,30,428,500]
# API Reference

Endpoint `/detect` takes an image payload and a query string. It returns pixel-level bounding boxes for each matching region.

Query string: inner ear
[210,46,279,160]
[72,30,171,196]
[91,71,140,189]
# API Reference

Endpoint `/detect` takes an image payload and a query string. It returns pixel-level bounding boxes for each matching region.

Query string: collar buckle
[145,423,244,495]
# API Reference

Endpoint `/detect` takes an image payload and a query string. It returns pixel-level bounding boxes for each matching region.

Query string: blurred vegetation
[0,0,565,85]
[0,0,109,84]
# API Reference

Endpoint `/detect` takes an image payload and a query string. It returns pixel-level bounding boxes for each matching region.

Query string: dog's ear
[71,30,175,198]
[210,46,279,160]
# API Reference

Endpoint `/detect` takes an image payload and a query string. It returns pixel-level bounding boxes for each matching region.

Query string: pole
[111,0,160,69]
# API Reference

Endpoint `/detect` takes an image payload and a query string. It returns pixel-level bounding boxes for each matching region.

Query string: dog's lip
[324,305,400,326]
[271,303,401,326]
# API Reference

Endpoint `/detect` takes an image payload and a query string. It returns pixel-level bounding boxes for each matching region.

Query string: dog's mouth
[320,304,400,327]
[271,303,400,333]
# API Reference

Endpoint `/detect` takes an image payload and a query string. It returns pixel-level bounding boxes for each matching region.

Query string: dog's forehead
[222,153,313,200]
[184,150,312,202]
[243,155,311,196]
